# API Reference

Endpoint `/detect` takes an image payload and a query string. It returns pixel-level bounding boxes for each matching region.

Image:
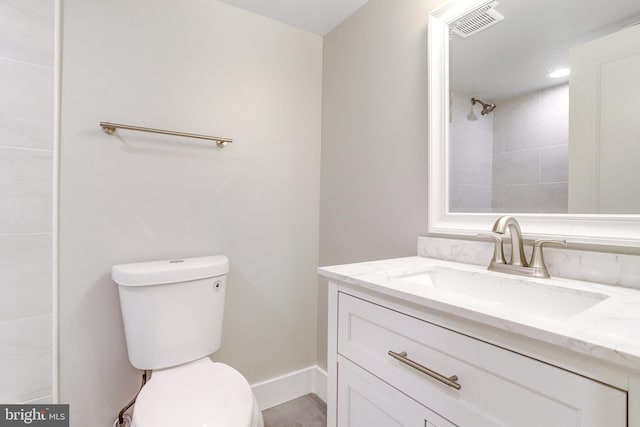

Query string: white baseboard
[20,395,53,404]
[251,365,327,410]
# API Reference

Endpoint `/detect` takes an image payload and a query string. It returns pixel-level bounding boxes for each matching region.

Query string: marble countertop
[319,256,640,372]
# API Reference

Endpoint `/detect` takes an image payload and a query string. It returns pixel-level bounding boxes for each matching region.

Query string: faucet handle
[476,233,506,266]
[529,239,567,278]
[532,239,567,260]
[533,239,567,249]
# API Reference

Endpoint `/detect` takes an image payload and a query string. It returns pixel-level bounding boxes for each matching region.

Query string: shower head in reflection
[471,97,496,116]
[466,103,478,121]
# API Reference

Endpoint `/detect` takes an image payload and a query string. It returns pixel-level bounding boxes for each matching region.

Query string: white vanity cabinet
[338,361,455,427]
[327,283,630,427]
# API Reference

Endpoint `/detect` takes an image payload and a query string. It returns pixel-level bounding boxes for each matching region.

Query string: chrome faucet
[478,216,567,278]
[491,216,527,267]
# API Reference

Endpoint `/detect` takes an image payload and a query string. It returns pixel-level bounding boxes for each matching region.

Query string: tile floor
[263,393,326,427]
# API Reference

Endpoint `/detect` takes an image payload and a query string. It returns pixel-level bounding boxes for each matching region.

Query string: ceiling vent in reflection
[451,1,504,38]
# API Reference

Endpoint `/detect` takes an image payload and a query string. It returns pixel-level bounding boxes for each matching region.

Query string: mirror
[427,0,640,246]
[449,0,640,215]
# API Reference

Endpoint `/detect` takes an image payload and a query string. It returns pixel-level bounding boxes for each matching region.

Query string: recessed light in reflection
[548,68,570,78]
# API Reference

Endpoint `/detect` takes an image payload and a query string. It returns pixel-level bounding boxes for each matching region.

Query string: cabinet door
[569,23,640,213]
[338,359,455,427]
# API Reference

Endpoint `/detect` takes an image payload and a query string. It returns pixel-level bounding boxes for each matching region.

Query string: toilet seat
[132,358,262,427]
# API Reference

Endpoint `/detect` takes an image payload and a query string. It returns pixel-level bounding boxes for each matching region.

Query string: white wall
[0,0,54,404]
[59,0,322,424]
[318,0,445,370]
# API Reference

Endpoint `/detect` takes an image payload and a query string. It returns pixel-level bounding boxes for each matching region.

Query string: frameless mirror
[427,0,640,245]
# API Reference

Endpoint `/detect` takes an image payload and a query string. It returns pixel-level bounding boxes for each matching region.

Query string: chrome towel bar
[99,122,233,148]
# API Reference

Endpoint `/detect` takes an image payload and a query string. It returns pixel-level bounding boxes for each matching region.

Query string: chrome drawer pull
[388,350,462,390]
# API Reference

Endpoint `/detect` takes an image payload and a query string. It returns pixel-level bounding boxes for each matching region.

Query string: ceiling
[452,0,640,101]
[217,0,370,35]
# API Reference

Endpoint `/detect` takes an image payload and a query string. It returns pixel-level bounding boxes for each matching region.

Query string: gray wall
[59,0,322,424]
[318,0,444,370]
[0,0,54,404]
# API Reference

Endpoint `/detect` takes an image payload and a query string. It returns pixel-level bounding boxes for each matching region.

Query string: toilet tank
[112,256,229,370]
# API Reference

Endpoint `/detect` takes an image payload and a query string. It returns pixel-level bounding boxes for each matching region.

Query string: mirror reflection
[449,0,640,214]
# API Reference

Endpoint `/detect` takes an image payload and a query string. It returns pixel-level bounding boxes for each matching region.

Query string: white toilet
[112,255,264,427]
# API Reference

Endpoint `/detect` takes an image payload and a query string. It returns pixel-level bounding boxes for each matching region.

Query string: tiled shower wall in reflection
[450,91,494,212]
[450,85,568,213]
[491,85,569,213]
[0,0,54,403]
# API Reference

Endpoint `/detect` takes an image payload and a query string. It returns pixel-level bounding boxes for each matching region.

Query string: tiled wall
[492,85,569,213]
[450,85,569,213]
[449,91,493,212]
[0,0,54,404]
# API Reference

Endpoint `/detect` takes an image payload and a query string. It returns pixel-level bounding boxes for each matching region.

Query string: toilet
[112,255,264,427]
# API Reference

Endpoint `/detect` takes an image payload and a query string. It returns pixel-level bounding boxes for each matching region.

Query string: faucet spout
[491,216,528,267]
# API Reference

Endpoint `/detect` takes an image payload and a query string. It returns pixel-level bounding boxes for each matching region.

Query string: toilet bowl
[112,256,263,427]
[131,358,263,427]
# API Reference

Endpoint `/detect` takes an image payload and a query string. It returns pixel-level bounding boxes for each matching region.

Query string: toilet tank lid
[112,255,229,286]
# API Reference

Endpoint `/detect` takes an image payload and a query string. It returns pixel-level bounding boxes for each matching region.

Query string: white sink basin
[396,267,608,320]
